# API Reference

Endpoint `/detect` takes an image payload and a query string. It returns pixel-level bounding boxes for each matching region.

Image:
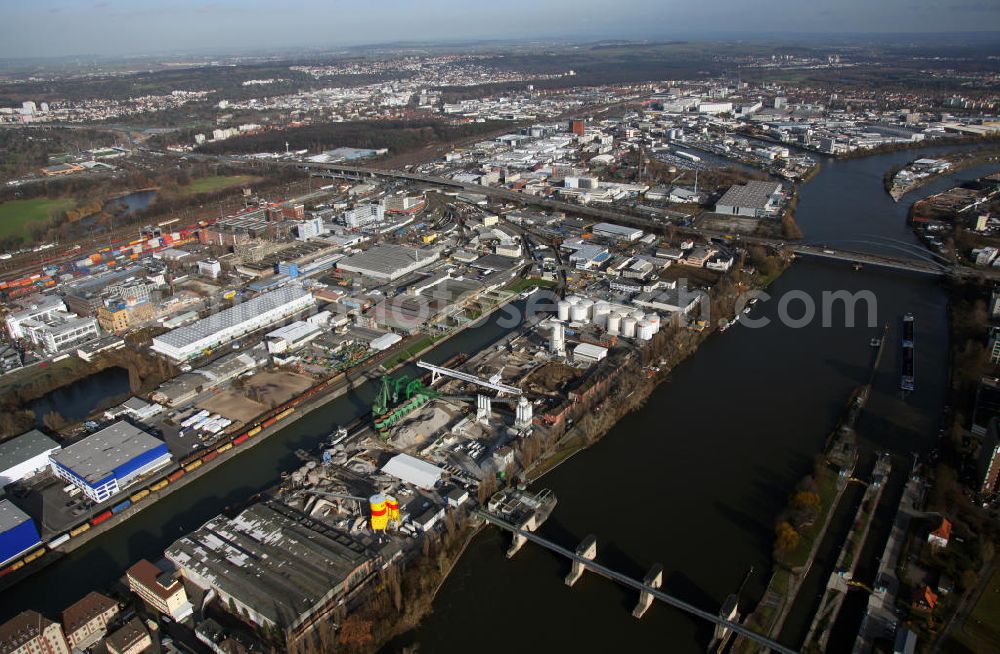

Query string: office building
[125,559,193,621]
[5,296,66,340]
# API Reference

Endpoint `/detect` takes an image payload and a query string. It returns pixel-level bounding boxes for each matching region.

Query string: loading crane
[372,373,442,434]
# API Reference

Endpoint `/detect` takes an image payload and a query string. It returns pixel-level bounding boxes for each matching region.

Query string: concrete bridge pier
[565,534,597,587]
[632,563,664,618]
[506,530,527,558]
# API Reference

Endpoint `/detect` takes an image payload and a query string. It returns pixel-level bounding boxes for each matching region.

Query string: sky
[2,0,999,59]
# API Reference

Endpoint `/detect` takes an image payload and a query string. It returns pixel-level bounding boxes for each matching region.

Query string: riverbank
[883,145,1000,201]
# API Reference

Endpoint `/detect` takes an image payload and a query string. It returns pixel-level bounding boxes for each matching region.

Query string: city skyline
[3,0,1000,59]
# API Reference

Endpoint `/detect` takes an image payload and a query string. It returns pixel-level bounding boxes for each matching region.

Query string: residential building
[0,611,70,654]
[62,592,118,651]
[125,559,193,621]
[104,618,153,654]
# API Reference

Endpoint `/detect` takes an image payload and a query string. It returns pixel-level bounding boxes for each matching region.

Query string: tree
[774,521,800,561]
[790,490,820,512]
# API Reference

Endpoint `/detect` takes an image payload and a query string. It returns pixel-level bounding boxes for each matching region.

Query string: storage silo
[630,308,645,320]
[637,320,655,341]
[557,300,571,321]
[622,317,638,338]
[385,495,400,523]
[369,494,388,531]
[644,313,661,333]
[578,298,594,321]
[606,313,622,335]
[570,303,588,323]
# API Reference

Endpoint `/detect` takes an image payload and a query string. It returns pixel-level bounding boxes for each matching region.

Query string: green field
[179,175,259,196]
[952,566,1000,652]
[0,198,76,241]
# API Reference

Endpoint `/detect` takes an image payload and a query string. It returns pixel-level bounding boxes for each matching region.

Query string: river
[27,366,131,426]
[4,145,999,649]
[384,147,1000,653]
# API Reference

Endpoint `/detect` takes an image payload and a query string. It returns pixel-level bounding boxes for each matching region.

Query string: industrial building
[0,500,42,566]
[265,321,322,354]
[49,422,172,502]
[150,352,260,407]
[591,222,643,241]
[336,244,440,281]
[381,453,444,489]
[714,181,784,218]
[0,429,60,487]
[165,501,375,631]
[151,286,314,361]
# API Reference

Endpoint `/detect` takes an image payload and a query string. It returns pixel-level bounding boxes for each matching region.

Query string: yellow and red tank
[384,495,400,523]
[369,493,388,531]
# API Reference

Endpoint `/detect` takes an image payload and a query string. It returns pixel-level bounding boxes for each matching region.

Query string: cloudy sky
[3,0,999,59]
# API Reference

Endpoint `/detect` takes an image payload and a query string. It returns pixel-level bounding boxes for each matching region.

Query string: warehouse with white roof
[49,422,172,502]
[381,453,443,489]
[151,286,314,361]
[0,430,60,487]
[337,245,440,281]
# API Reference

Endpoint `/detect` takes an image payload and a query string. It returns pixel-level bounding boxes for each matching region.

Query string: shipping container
[22,548,45,564]
[130,489,150,503]
[183,459,203,472]
[90,510,113,526]
[69,523,91,537]
[246,426,262,437]
[48,534,71,549]
[233,433,250,445]
[200,451,219,463]
[149,479,169,491]
[216,442,233,454]
[167,469,185,482]
[111,499,131,514]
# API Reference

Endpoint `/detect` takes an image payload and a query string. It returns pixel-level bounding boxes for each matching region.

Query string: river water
[5,146,1000,649]
[385,148,1000,653]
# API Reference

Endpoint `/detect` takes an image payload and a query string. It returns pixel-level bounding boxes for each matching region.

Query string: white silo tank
[622,317,638,338]
[606,313,622,334]
[630,308,645,320]
[567,295,581,305]
[570,303,588,323]
[644,313,661,333]
[579,299,594,321]
[637,320,655,341]
[557,300,571,321]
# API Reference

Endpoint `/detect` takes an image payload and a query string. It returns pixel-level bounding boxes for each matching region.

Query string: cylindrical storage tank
[606,313,622,334]
[622,317,638,338]
[567,296,581,305]
[644,313,661,333]
[578,299,594,321]
[557,300,571,322]
[369,494,388,531]
[630,308,645,320]
[592,300,611,320]
[637,320,655,341]
[385,495,400,522]
[570,304,588,323]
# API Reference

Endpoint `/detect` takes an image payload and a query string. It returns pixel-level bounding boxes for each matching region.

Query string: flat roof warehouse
[50,422,167,485]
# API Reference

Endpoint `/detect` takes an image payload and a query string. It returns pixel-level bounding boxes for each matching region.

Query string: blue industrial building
[49,422,172,503]
[0,500,41,566]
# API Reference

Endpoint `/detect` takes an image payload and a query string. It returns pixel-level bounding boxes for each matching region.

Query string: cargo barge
[901,314,915,391]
